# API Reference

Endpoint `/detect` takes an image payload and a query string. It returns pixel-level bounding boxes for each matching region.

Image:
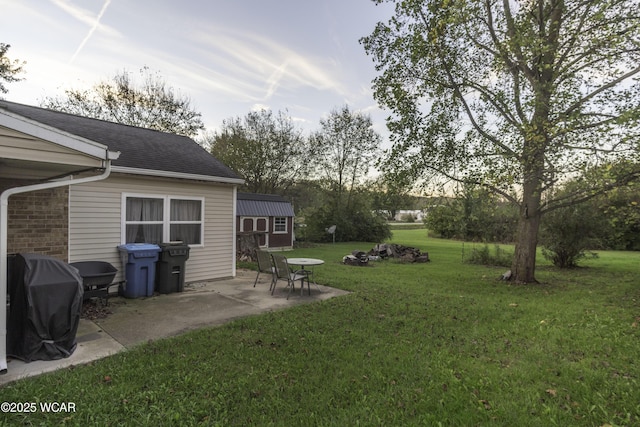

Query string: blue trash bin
[117,244,161,298]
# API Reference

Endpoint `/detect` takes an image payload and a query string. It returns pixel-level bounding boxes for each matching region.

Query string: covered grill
[7,253,83,362]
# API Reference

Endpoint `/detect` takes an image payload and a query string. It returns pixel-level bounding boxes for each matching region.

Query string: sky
[0,0,395,141]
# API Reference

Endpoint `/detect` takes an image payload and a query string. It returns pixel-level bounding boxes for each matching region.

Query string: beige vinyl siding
[0,125,104,169]
[69,173,236,283]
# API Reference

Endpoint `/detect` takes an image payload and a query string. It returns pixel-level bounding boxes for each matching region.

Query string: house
[1,99,245,372]
[236,192,295,250]
[1,99,244,282]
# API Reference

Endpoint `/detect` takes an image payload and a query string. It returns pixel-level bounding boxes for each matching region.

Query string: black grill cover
[7,254,83,362]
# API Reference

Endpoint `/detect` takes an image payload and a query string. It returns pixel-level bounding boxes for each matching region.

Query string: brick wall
[4,186,69,261]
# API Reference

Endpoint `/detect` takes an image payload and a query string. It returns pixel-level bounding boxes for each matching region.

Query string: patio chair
[254,249,276,290]
[271,253,310,300]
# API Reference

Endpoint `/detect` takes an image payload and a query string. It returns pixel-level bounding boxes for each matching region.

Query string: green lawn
[2,229,640,426]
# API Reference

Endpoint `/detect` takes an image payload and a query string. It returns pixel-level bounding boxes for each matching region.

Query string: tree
[41,67,204,137]
[599,182,640,251]
[305,188,392,243]
[307,105,384,240]
[585,161,640,251]
[540,161,639,263]
[424,185,518,242]
[0,43,26,95]
[311,105,382,204]
[362,0,640,283]
[293,105,388,242]
[207,109,313,194]
[368,173,419,220]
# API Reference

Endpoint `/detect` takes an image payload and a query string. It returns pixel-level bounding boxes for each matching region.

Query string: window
[170,199,202,244]
[125,196,163,244]
[273,217,287,233]
[123,194,204,245]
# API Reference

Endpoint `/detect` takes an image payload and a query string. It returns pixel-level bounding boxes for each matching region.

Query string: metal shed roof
[236,193,294,217]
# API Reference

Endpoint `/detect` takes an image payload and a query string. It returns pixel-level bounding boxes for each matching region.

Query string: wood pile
[342,250,370,266]
[342,244,430,266]
[368,243,430,263]
[236,232,264,261]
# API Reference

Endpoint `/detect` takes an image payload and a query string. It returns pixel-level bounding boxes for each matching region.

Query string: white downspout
[0,162,113,374]
[232,186,237,278]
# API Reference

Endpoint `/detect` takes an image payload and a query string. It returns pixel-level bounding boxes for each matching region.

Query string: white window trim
[273,217,288,234]
[239,216,268,233]
[121,193,205,247]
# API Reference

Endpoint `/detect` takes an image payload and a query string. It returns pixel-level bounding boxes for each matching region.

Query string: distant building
[394,210,425,222]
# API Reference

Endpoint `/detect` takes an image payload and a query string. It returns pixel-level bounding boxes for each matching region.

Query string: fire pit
[342,244,431,266]
[369,243,430,262]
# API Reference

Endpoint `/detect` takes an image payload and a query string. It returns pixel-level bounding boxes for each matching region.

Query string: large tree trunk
[508,0,561,283]
[511,203,541,283]
[511,168,544,283]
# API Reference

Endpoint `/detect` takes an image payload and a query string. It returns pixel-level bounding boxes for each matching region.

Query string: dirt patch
[81,299,113,321]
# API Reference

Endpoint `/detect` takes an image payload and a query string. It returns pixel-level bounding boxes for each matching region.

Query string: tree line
[201,105,398,243]
[1,48,400,243]
[426,161,640,268]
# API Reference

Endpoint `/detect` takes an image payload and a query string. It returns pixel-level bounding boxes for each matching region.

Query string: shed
[236,192,295,249]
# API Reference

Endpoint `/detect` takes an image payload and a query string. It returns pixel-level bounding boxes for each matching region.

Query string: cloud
[71,0,112,63]
[187,27,345,102]
[49,0,114,63]
[251,103,271,112]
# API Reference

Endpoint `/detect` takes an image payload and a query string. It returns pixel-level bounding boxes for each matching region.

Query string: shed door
[242,217,268,247]
[256,218,268,246]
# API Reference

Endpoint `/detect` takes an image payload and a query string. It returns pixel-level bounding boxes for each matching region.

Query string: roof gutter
[111,166,245,185]
[0,159,115,375]
[0,108,114,159]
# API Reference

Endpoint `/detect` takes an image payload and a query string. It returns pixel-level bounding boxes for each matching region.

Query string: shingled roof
[0,100,241,182]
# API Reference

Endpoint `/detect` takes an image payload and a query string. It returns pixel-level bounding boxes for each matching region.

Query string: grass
[2,229,640,426]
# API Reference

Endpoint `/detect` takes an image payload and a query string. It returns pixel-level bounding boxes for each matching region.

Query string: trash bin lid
[118,243,161,252]
[166,248,189,257]
[159,242,186,248]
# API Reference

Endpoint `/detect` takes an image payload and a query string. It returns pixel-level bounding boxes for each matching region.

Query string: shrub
[424,187,518,243]
[463,244,513,267]
[400,213,416,222]
[598,185,640,250]
[424,203,464,239]
[540,203,604,268]
[305,194,391,243]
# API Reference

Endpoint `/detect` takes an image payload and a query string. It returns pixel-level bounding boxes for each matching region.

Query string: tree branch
[562,65,640,117]
[541,169,640,214]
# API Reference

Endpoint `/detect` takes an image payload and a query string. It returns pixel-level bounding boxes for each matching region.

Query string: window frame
[122,193,205,247]
[273,216,288,234]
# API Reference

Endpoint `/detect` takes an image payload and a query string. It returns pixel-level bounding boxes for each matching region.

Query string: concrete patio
[0,268,349,385]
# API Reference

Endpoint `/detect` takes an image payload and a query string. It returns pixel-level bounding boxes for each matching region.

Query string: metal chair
[254,249,276,290]
[271,253,310,299]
